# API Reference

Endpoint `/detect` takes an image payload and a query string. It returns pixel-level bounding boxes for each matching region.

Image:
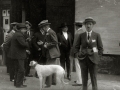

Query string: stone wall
[98,54,120,75]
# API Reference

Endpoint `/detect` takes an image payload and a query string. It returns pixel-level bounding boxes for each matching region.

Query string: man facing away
[8,23,29,88]
[74,17,103,90]
[71,21,84,86]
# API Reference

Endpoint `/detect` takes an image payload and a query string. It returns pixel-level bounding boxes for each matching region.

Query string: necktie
[88,32,90,41]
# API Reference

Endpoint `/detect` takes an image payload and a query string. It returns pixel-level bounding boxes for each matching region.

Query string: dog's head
[29,60,38,67]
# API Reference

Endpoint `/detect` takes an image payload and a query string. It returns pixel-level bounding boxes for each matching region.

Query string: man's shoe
[10,79,14,82]
[72,84,82,86]
[52,83,56,85]
[67,75,71,81]
[45,85,50,88]
[26,74,33,77]
[16,85,27,88]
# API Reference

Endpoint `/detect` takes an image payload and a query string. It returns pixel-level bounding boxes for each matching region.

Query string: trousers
[74,58,82,84]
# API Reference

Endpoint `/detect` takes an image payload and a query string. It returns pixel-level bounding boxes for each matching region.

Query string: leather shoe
[10,79,14,82]
[45,85,50,88]
[26,74,33,77]
[52,83,56,85]
[72,84,82,86]
[16,85,27,88]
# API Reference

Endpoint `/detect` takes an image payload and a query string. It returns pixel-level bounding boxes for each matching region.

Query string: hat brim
[83,20,96,25]
[38,23,51,27]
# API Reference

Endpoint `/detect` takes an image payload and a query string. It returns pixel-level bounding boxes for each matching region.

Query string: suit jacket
[3,30,15,52]
[74,31,103,64]
[57,32,73,53]
[70,28,84,56]
[8,31,29,60]
[45,29,60,59]
[24,29,34,50]
[32,31,46,58]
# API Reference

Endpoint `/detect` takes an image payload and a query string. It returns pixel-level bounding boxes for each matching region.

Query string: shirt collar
[47,28,50,32]
[77,28,82,31]
[86,30,92,35]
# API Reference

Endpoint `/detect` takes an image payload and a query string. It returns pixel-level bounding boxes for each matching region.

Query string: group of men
[1,17,103,90]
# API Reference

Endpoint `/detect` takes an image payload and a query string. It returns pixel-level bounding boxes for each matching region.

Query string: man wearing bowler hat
[38,20,60,87]
[57,23,73,80]
[8,23,29,88]
[74,17,103,90]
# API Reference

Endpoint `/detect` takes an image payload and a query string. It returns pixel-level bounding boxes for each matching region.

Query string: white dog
[29,60,68,90]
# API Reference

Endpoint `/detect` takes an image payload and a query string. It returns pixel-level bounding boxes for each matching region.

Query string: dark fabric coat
[8,31,29,60]
[45,29,60,59]
[57,32,73,53]
[74,31,103,64]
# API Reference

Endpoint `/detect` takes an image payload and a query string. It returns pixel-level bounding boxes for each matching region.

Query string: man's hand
[38,48,41,51]
[44,42,48,48]
[26,50,31,54]
[26,38,31,41]
[37,40,43,45]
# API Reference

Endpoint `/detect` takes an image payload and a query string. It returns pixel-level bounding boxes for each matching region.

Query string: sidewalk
[0,66,120,90]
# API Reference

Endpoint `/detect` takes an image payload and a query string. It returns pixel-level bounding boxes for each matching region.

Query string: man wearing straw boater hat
[74,17,103,90]
[71,21,84,86]
[38,20,60,87]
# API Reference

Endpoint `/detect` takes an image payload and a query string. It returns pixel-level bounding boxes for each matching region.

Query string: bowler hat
[17,23,27,30]
[74,21,83,26]
[11,22,18,25]
[83,17,96,25]
[25,21,32,26]
[38,20,51,27]
[59,23,68,28]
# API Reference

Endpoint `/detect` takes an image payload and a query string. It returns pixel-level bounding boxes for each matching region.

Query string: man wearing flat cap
[24,21,34,77]
[8,23,29,88]
[74,17,103,90]
[57,22,73,80]
[71,21,84,86]
[38,20,60,87]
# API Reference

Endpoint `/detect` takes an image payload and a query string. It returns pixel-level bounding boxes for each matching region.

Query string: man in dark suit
[32,26,46,64]
[38,20,60,87]
[24,21,34,77]
[2,22,17,82]
[8,23,28,88]
[57,23,73,80]
[74,17,103,90]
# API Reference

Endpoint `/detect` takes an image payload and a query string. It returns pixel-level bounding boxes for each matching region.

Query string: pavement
[0,66,120,90]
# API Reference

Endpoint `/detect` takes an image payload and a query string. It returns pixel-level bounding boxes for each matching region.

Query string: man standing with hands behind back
[74,17,103,90]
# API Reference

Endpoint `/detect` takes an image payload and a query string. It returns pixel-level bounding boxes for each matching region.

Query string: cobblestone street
[0,66,120,90]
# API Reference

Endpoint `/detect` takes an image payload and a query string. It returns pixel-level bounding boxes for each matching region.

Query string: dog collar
[33,63,38,67]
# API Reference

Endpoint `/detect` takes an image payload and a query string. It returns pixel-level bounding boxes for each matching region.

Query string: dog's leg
[42,77,46,88]
[39,76,43,90]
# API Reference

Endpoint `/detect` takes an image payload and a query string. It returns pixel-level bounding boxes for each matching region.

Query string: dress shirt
[62,31,68,40]
[86,30,92,41]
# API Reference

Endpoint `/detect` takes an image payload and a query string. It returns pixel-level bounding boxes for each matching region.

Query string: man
[3,22,18,82]
[32,25,46,64]
[57,23,73,80]
[8,23,28,88]
[74,17,103,90]
[38,20,60,87]
[71,21,84,86]
[24,21,34,77]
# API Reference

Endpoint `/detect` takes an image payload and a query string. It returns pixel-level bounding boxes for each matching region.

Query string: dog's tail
[61,71,69,85]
